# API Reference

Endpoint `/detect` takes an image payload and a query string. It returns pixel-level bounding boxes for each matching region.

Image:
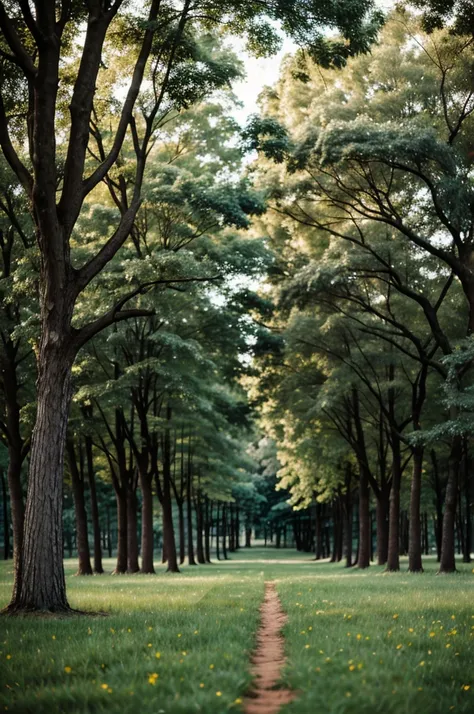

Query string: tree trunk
[1,467,10,559]
[6,448,24,592]
[85,435,103,573]
[161,407,179,573]
[357,467,371,569]
[315,503,323,559]
[245,527,252,547]
[8,348,74,612]
[408,446,424,572]
[229,504,236,552]
[204,498,212,563]
[140,473,155,573]
[462,442,471,563]
[375,493,389,566]
[178,501,185,565]
[3,352,26,588]
[386,433,402,572]
[127,481,139,573]
[67,439,93,576]
[195,494,205,564]
[215,503,220,560]
[106,505,113,558]
[222,503,228,559]
[186,480,196,567]
[236,506,241,549]
[115,490,128,574]
[439,434,463,573]
[343,465,353,567]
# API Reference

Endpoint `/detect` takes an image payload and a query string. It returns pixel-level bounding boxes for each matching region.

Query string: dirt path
[244,581,296,714]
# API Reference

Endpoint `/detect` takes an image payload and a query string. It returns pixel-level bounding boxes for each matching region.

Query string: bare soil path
[244,581,296,714]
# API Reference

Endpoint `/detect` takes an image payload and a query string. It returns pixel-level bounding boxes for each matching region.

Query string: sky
[230,35,297,126]
[229,0,394,126]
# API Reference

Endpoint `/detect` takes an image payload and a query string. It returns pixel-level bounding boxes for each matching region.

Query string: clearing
[0,548,473,713]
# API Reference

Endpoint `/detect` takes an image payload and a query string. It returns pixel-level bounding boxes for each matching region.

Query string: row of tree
[246,10,474,573]
[0,0,468,613]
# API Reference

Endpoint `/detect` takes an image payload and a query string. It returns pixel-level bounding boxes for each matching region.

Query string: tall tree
[0,0,383,613]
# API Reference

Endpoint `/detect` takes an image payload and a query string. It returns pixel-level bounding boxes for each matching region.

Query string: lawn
[0,550,473,713]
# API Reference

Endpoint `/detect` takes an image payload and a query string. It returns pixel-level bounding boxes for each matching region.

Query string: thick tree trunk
[67,439,93,576]
[85,435,103,573]
[115,490,128,574]
[408,446,424,572]
[8,348,73,612]
[139,473,155,574]
[439,434,463,573]
[127,482,139,573]
[1,467,9,559]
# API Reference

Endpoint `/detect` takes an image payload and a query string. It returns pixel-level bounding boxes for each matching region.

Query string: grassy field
[0,550,473,713]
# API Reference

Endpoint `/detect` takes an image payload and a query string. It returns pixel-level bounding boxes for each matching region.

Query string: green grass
[0,550,473,713]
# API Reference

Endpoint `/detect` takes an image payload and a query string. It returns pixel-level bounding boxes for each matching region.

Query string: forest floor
[0,549,473,714]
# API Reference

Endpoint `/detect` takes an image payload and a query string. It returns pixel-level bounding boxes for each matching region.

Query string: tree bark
[161,407,179,573]
[204,498,212,563]
[85,434,103,573]
[195,492,205,564]
[186,464,196,566]
[245,527,252,547]
[235,506,241,549]
[139,473,155,573]
[8,348,74,611]
[67,438,93,576]
[439,434,463,573]
[178,501,185,565]
[408,446,424,572]
[1,467,9,559]
[215,503,220,560]
[3,360,26,583]
[375,492,389,566]
[386,432,402,572]
[222,503,229,559]
[462,441,471,563]
[343,464,353,567]
[115,489,128,574]
[127,479,139,573]
[358,468,371,569]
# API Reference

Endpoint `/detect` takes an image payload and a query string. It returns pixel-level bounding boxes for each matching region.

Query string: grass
[0,550,473,713]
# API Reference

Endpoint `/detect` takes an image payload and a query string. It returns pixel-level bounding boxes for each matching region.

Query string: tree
[246,11,474,572]
[0,0,384,613]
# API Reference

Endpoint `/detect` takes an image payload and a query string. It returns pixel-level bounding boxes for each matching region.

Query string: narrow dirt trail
[244,581,296,714]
